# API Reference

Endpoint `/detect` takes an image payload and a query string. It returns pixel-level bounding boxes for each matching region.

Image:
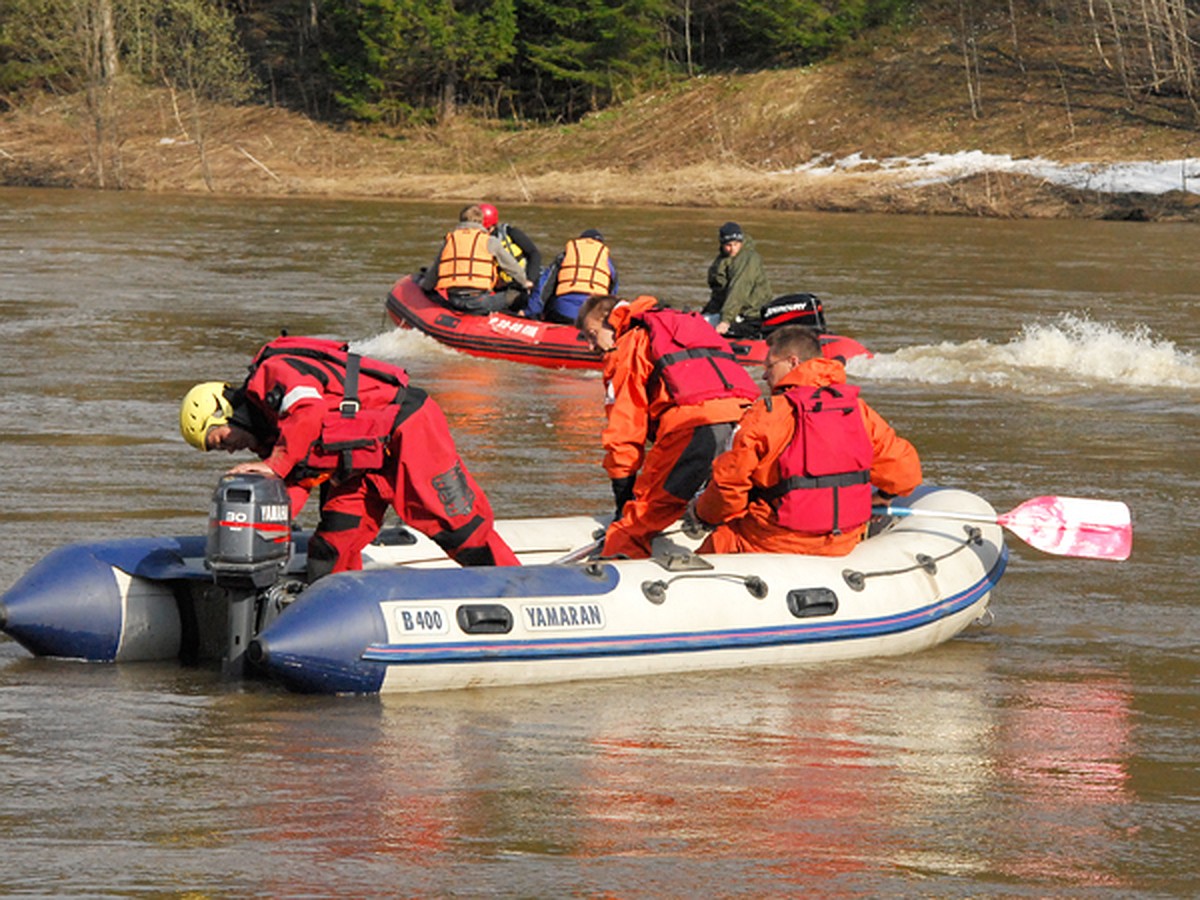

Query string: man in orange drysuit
[685,325,922,556]
[180,336,519,581]
[576,295,760,559]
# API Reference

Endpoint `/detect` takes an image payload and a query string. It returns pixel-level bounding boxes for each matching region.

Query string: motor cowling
[760,293,827,335]
[205,473,292,589]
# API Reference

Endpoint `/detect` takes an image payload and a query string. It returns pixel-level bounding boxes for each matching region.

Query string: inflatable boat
[384,275,872,371]
[0,482,1007,694]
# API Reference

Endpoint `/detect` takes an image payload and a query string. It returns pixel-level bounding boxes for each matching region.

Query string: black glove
[611,476,636,517]
[681,498,716,540]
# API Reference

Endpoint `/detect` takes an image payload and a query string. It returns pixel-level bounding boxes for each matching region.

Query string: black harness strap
[341,353,362,416]
[649,345,740,397]
[280,356,341,390]
[754,470,872,504]
[257,345,406,390]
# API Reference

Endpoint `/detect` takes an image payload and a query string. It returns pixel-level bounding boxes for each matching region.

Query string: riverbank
[2,12,1198,221]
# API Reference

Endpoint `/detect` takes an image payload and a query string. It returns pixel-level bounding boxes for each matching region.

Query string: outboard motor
[205,473,292,676]
[760,293,827,335]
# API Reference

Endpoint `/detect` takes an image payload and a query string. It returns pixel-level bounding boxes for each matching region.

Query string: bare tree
[78,0,123,187]
[957,0,983,119]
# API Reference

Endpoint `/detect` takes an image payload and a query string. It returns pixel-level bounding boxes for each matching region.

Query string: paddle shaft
[876,495,1132,561]
[875,506,998,526]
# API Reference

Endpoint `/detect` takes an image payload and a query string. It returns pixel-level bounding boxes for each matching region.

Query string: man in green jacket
[703,221,774,337]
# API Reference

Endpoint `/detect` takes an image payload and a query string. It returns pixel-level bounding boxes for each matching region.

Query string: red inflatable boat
[384,275,870,371]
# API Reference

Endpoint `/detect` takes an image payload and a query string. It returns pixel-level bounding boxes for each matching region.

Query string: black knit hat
[718,221,744,243]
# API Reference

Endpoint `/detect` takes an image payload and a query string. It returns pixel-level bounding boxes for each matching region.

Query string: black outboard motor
[205,473,292,676]
[760,293,828,335]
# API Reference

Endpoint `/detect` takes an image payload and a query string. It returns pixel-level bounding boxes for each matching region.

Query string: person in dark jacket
[480,202,542,311]
[703,221,774,337]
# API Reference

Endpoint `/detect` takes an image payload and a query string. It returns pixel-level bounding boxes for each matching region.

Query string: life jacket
[759,384,873,534]
[249,337,409,476]
[556,237,611,296]
[632,307,760,406]
[494,223,525,288]
[435,228,497,292]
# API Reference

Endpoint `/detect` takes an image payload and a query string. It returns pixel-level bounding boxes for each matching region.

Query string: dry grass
[2,9,1197,221]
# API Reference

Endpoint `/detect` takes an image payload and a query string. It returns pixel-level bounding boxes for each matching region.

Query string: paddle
[550,540,604,565]
[876,495,1132,561]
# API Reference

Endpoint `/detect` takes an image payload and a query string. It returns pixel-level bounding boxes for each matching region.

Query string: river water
[1,188,1196,897]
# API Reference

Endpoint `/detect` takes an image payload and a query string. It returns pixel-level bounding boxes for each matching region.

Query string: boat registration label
[489,316,547,343]
[393,606,450,635]
[521,603,605,631]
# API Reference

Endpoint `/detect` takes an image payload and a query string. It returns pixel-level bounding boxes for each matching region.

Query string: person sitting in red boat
[703,221,773,338]
[179,335,520,582]
[683,325,921,556]
[419,204,533,314]
[479,202,542,312]
[527,229,617,324]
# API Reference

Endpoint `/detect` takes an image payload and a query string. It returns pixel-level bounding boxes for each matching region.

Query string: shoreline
[9,157,1199,224]
[4,85,1199,223]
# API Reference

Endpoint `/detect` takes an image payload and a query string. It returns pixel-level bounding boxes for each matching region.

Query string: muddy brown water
[1,188,1197,896]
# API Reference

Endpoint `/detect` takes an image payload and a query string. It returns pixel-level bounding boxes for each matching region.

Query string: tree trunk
[440,71,458,123]
[98,0,119,80]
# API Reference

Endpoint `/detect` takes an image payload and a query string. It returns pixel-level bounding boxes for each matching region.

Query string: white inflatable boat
[0,483,1007,694]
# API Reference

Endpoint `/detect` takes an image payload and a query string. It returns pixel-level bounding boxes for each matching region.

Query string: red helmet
[479,203,499,229]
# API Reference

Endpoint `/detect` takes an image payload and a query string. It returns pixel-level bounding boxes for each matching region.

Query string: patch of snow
[779,151,1200,195]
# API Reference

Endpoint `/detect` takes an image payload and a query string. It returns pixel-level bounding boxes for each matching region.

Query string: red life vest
[766,384,873,534]
[633,307,760,406]
[249,337,409,474]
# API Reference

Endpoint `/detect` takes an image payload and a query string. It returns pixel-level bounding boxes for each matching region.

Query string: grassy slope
[2,6,1197,219]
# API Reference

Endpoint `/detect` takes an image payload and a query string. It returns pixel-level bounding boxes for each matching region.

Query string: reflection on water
[1,188,1197,896]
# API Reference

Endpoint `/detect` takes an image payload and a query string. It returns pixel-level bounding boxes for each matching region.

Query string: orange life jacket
[436,228,497,292]
[556,237,611,296]
[633,307,760,406]
[760,384,873,534]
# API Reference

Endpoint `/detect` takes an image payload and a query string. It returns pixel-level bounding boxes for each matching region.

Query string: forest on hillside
[2,0,1196,125]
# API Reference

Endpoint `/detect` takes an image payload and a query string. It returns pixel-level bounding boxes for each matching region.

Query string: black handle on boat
[246,638,267,666]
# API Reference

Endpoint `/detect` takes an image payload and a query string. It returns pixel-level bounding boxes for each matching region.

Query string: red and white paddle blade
[998,496,1132,561]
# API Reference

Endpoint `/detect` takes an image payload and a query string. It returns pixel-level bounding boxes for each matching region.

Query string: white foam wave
[351,326,461,364]
[849,315,1200,391]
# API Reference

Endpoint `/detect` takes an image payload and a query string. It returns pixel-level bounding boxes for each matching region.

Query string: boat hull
[253,486,1004,693]
[0,485,1004,694]
[384,275,871,370]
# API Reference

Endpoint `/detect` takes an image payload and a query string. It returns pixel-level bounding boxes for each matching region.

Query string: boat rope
[841,525,983,592]
[640,572,768,605]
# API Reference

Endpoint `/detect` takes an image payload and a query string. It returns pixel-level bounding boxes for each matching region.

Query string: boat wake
[352,326,462,362]
[850,315,1200,393]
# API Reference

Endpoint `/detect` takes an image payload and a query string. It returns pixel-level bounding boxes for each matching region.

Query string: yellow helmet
[180,382,233,451]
